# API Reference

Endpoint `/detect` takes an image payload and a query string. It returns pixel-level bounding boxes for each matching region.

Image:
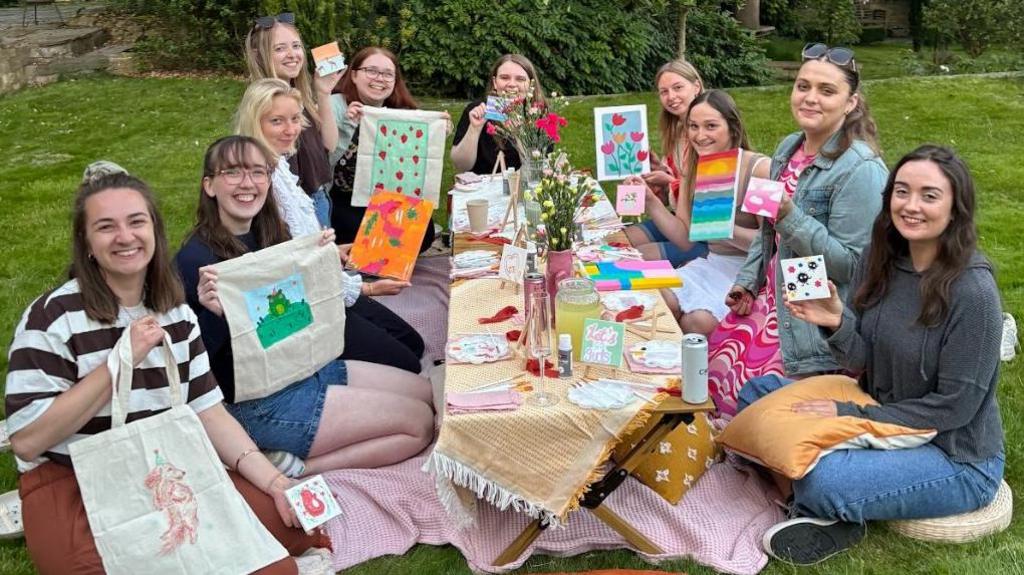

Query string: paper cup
[466,199,490,233]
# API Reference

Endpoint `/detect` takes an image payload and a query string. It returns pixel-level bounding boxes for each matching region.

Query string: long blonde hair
[244,22,320,128]
[234,78,309,159]
[654,60,705,171]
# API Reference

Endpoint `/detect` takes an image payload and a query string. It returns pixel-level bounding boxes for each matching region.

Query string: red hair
[334,47,418,109]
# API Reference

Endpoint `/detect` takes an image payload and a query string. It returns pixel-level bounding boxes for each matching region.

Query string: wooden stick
[491,150,507,176]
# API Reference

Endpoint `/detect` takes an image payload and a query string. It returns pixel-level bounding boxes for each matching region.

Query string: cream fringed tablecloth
[424,275,682,528]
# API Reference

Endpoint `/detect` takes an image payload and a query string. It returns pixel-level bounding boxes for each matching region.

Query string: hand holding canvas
[784,280,842,329]
[313,70,342,97]
[725,285,755,316]
[776,191,794,220]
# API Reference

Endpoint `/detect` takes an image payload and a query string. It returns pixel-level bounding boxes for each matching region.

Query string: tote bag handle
[107,328,183,428]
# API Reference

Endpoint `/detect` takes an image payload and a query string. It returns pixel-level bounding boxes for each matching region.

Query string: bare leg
[302,361,434,473]
[637,243,666,262]
[678,309,719,336]
[660,288,681,321]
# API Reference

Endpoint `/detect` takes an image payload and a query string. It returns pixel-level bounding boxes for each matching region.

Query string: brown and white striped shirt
[5,279,224,472]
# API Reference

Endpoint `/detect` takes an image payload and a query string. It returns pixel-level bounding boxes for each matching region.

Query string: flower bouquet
[485,83,569,182]
[525,152,592,252]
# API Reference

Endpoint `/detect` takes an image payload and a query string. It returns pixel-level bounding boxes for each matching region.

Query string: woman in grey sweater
[743,145,1005,565]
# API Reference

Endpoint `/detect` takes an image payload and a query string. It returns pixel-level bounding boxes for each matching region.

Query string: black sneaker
[763,517,866,565]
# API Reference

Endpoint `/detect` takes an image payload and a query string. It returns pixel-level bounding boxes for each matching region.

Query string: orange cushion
[716,375,936,479]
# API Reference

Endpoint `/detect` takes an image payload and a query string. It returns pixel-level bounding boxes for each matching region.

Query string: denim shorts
[632,219,709,267]
[225,359,348,459]
[311,185,332,230]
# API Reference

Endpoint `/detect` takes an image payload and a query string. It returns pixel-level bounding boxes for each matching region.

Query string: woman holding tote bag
[175,136,435,480]
[4,170,328,574]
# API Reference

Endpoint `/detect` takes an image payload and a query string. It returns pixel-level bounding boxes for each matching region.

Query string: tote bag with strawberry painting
[352,106,447,207]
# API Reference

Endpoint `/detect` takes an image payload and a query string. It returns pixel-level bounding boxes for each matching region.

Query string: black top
[453,99,521,175]
[287,111,332,195]
[174,233,261,404]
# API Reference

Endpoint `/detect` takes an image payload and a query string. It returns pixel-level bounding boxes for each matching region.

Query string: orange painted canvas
[348,191,435,281]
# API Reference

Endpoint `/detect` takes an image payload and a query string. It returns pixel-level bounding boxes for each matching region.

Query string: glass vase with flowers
[485,82,569,189]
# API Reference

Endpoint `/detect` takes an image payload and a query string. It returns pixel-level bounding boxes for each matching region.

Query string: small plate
[602,291,658,312]
[567,380,635,410]
[627,340,681,369]
[446,334,510,364]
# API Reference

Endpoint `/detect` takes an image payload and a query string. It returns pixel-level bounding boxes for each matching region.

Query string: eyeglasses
[215,167,270,185]
[802,43,856,71]
[254,12,295,30]
[357,67,396,81]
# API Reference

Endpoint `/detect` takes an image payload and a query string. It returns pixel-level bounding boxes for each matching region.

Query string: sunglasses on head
[254,12,295,29]
[802,43,856,71]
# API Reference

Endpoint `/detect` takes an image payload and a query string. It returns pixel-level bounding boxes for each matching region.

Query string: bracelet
[265,472,286,493]
[233,448,258,471]
[367,282,374,296]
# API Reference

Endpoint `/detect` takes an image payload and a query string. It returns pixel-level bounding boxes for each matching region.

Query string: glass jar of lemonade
[555,278,602,361]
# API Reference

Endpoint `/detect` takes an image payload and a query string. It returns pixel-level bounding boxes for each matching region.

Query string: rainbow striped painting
[689,148,742,242]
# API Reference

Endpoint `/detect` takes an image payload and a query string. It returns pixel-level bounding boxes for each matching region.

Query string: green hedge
[113,0,770,94]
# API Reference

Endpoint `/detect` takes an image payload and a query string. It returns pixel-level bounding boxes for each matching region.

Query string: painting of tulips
[593,105,651,181]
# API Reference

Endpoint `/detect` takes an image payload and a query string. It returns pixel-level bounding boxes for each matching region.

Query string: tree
[798,0,861,46]
[676,0,698,58]
[923,0,1004,57]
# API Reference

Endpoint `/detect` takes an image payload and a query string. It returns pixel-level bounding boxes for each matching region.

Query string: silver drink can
[524,272,546,318]
[681,333,709,404]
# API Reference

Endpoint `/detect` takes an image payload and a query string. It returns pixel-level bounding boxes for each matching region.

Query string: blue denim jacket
[734,131,888,375]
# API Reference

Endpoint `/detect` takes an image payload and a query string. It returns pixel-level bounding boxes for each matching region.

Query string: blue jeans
[632,219,708,267]
[225,359,348,459]
[737,374,1005,523]
[311,185,332,229]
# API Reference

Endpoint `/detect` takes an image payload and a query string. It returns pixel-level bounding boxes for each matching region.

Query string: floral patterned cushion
[613,412,721,505]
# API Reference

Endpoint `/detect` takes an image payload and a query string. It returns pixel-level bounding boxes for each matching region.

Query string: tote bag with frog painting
[212,233,346,402]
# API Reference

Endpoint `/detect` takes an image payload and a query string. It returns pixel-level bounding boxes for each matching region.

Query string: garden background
[1,0,1023,573]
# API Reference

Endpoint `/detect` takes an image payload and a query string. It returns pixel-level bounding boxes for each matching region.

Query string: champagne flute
[527,292,559,406]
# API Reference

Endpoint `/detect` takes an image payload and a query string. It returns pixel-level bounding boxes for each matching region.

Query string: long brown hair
[70,173,184,323]
[334,47,418,109]
[183,136,291,261]
[854,145,983,326]
[244,21,321,127]
[799,58,880,159]
[682,90,751,200]
[654,60,704,170]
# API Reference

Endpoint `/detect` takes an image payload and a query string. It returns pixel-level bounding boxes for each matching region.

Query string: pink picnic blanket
[371,254,452,362]
[322,452,781,574]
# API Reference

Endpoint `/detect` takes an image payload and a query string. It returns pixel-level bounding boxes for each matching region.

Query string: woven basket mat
[430,275,684,523]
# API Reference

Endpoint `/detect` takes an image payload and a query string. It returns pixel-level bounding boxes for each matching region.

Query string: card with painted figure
[311,42,346,77]
[285,474,343,533]
[780,255,830,301]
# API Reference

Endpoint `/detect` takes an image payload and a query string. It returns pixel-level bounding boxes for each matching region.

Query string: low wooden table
[444,190,714,566]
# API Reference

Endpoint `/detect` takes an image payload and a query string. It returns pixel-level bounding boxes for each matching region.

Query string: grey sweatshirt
[828,253,1004,462]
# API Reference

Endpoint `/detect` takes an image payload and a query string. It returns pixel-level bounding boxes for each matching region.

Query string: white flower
[655,469,670,482]
[687,447,698,461]
[658,441,673,455]
[939,65,950,73]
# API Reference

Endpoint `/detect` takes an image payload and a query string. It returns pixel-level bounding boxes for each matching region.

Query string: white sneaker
[294,547,333,575]
[263,450,306,478]
[1002,313,1018,362]
[0,490,24,539]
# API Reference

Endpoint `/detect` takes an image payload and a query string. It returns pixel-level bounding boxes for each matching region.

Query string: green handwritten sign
[580,318,626,368]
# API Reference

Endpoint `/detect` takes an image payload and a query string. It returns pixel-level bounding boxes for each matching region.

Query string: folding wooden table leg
[493,518,547,566]
[589,504,662,554]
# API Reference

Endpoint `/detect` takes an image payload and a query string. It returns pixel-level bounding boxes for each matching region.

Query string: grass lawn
[1,73,1023,574]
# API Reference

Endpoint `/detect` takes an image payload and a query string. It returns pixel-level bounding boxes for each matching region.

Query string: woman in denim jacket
[717,44,888,383]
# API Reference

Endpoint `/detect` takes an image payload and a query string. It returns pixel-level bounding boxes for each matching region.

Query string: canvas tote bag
[68,331,288,575]
[212,233,346,402]
[352,106,448,207]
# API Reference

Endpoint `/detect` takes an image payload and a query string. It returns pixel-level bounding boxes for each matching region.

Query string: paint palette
[601,291,658,312]
[627,340,681,370]
[446,334,511,364]
[568,380,635,410]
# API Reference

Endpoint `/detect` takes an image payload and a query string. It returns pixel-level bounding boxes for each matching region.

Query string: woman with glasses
[709,44,888,412]
[450,53,546,174]
[328,47,438,248]
[244,12,341,229]
[175,136,435,480]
